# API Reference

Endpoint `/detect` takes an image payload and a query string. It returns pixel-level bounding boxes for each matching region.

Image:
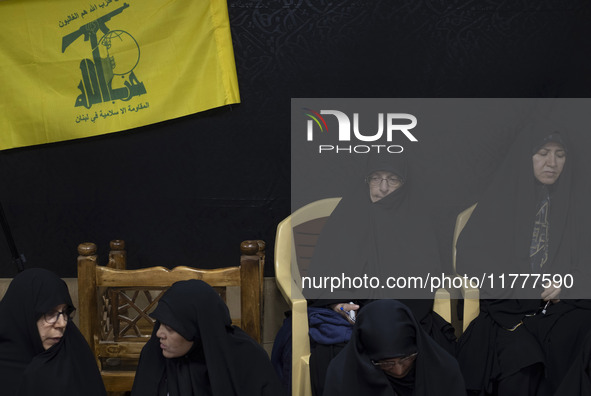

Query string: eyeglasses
[43,308,76,324]
[365,176,403,187]
[371,352,418,368]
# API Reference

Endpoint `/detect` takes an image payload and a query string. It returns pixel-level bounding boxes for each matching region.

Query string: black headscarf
[323,300,466,396]
[306,152,441,303]
[131,279,286,396]
[0,268,106,396]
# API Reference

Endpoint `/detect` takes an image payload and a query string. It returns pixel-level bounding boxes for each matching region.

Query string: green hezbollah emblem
[61,3,146,109]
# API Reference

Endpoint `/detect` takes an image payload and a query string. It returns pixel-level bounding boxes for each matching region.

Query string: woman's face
[367,171,403,202]
[532,141,566,185]
[156,323,194,358]
[36,303,68,350]
[374,352,417,379]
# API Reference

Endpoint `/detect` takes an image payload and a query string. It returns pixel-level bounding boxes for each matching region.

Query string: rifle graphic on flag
[61,3,146,109]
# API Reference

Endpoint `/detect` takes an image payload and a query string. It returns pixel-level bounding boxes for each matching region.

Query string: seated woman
[131,279,285,396]
[0,268,106,396]
[323,299,466,396]
[306,153,456,396]
[456,127,591,395]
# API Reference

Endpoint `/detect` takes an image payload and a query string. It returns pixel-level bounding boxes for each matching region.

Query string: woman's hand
[330,302,360,324]
[541,283,561,303]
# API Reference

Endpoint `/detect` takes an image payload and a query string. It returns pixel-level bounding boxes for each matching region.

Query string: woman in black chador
[131,279,285,396]
[307,153,456,396]
[323,299,466,396]
[0,268,106,396]
[455,127,591,395]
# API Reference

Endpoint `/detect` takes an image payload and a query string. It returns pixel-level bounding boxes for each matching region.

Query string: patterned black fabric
[530,186,550,272]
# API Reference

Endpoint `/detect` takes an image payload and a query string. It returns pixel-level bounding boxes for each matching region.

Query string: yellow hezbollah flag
[0,0,240,150]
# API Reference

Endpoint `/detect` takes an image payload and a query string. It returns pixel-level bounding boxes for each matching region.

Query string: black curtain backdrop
[0,0,590,277]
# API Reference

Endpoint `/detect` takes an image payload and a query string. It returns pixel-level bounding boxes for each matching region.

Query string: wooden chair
[77,239,265,393]
[275,198,451,396]
[452,203,480,332]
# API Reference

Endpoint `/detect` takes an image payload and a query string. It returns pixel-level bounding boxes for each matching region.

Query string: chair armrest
[460,286,480,332]
[433,287,452,324]
[292,298,312,396]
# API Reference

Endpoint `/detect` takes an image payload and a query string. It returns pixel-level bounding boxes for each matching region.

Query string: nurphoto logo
[303,108,418,154]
